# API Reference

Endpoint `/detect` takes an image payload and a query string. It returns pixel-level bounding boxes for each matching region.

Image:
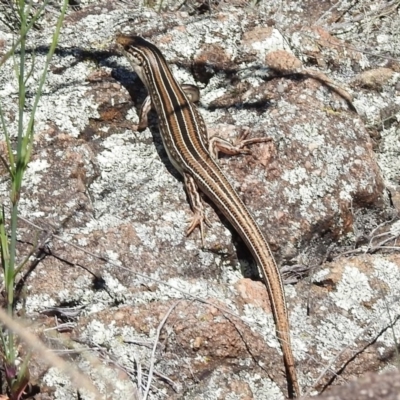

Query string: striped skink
[116,34,300,398]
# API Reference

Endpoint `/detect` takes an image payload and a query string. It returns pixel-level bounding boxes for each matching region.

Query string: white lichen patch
[353,92,396,128]
[316,312,364,357]
[83,320,117,346]
[43,359,138,400]
[371,258,400,348]
[289,304,311,360]
[36,86,99,138]
[0,47,100,138]
[17,197,44,218]
[389,220,400,236]
[231,108,261,126]
[163,277,227,299]
[169,63,198,87]
[90,131,180,220]
[330,266,373,315]
[312,268,331,282]
[23,293,57,313]
[242,304,278,350]
[241,371,284,400]
[219,262,243,285]
[198,249,220,268]
[199,73,229,106]
[309,256,400,366]
[377,125,400,184]
[251,28,292,60]
[42,368,79,400]
[102,271,127,293]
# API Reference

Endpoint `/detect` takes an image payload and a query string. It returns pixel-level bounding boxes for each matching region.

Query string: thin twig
[143,300,181,400]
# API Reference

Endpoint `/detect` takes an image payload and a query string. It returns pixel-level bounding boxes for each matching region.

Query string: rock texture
[0,0,399,399]
[303,370,400,400]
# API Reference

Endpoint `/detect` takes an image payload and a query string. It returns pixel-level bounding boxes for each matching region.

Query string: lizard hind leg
[183,172,212,247]
[209,127,272,161]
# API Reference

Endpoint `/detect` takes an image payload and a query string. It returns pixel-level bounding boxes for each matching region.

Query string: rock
[0,1,399,399]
